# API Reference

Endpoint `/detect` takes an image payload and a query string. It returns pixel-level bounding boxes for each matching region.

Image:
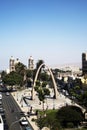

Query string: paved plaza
[13,88,72,110]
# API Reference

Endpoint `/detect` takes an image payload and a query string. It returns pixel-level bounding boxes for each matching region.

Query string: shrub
[67,122,74,128]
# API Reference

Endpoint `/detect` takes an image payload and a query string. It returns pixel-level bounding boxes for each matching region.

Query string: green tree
[3,71,23,87]
[81,91,87,107]
[57,105,84,128]
[15,62,27,76]
[40,72,50,82]
[26,69,33,78]
[45,115,61,130]
[36,110,61,130]
[36,117,46,130]
[42,81,47,88]
[43,88,50,96]
[26,69,33,87]
[36,87,50,111]
[36,80,41,86]
[35,60,44,80]
[38,89,45,102]
[1,70,7,78]
[36,60,44,70]
[15,62,27,87]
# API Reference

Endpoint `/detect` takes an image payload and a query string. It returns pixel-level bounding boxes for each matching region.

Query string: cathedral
[9,56,34,72]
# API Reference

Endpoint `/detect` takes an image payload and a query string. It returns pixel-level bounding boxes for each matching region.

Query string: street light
[17,92,18,101]
[9,119,21,130]
[21,95,23,107]
[53,96,55,110]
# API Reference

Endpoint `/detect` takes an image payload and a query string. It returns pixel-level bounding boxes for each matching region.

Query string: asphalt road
[2,91,33,130]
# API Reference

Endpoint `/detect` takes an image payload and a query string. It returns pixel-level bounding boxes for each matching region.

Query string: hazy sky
[0,0,87,70]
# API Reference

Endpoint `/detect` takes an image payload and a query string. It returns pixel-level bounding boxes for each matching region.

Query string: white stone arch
[32,63,59,100]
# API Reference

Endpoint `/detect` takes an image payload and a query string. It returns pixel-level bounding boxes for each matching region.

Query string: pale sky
[0,0,87,70]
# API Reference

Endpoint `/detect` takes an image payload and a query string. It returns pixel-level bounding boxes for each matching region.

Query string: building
[28,56,34,70]
[82,52,87,75]
[9,56,15,72]
[9,56,34,72]
[9,56,19,72]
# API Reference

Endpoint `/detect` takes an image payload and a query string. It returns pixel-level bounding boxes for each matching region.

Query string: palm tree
[15,62,27,87]
[35,60,45,80]
[36,60,44,70]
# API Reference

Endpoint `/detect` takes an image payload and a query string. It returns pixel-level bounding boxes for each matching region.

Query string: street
[2,90,33,130]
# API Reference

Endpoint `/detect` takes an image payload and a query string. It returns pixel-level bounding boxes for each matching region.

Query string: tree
[36,60,44,70]
[15,62,27,76]
[44,115,61,130]
[38,89,45,102]
[36,117,46,130]
[36,80,41,86]
[26,69,33,87]
[36,110,61,130]
[26,69,33,78]
[42,81,47,88]
[57,105,84,128]
[36,87,50,111]
[43,88,50,96]
[35,60,44,80]
[15,62,27,87]
[81,91,87,107]
[74,78,82,89]
[3,71,23,87]
[40,72,50,82]
[1,70,7,80]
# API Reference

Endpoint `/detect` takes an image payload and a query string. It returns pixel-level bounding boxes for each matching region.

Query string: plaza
[11,88,75,130]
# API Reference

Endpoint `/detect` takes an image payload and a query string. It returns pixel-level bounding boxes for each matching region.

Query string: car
[0,107,5,116]
[20,117,28,126]
[0,94,2,99]
[0,101,2,105]
[25,126,32,130]
[6,92,10,96]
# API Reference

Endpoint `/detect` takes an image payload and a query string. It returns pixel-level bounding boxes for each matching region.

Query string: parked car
[6,92,10,96]
[25,126,32,130]
[0,93,2,99]
[0,107,5,116]
[0,100,2,105]
[20,117,28,126]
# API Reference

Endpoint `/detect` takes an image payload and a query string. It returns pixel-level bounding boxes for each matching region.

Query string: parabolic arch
[31,63,59,100]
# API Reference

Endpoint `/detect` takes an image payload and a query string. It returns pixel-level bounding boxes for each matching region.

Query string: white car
[6,92,10,96]
[0,94,2,99]
[20,117,28,126]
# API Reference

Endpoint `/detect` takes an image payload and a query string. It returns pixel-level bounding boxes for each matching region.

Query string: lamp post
[21,95,23,107]
[53,96,55,110]
[17,92,18,101]
[9,119,21,130]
